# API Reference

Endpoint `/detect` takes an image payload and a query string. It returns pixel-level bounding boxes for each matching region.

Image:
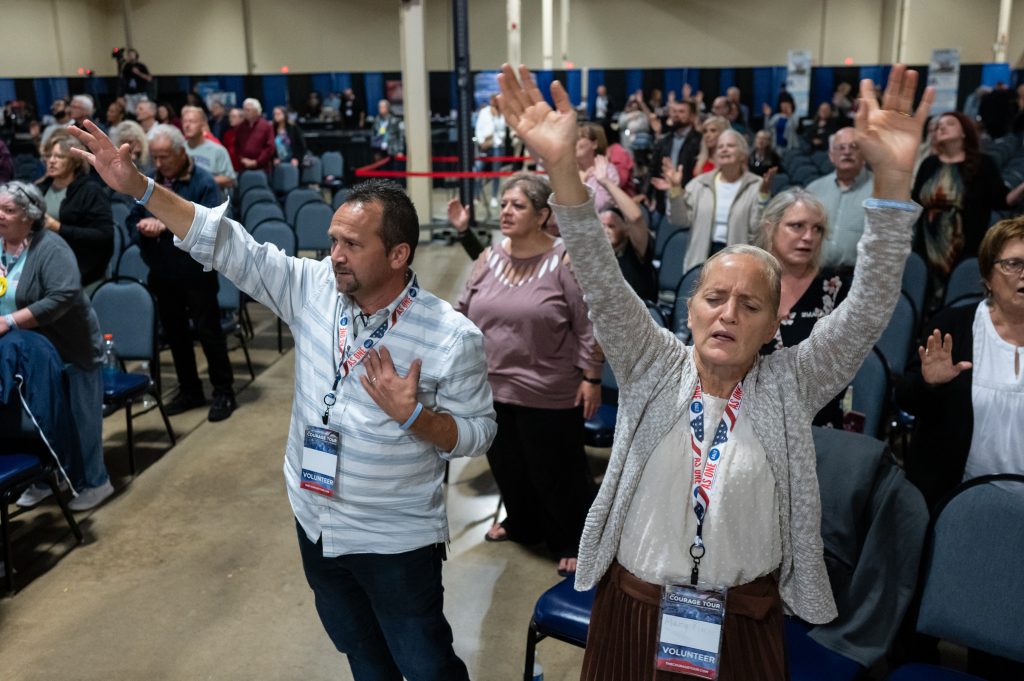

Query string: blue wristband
[400,402,424,430]
[135,176,155,206]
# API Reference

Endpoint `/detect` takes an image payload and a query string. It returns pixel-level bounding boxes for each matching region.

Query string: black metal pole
[452,0,475,224]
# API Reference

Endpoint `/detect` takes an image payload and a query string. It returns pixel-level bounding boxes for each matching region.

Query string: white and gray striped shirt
[178,201,496,556]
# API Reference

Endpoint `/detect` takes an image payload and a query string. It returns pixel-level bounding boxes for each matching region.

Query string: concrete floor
[0,233,596,681]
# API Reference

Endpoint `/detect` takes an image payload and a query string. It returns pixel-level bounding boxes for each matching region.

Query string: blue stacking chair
[1,380,84,593]
[653,225,683,262]
[771,171,791,194]
[285,188,323,226]
[240,188,276,220]
[850,347,890,439]
[583,362,618,448]
[272,163,299,195]
[656,230,689,315]
[237,170,269,197]
[332,188,352,211]
[106,220,124,280]
[217,273,255,382]
[252,222,297,352]
[671,264,703,343]
[901,251,928,327]
[875,292,916,376]
[116,243,149,283]
[294,201,334,256]
[523,577,598,681]
[321,151,344,190]
[943,258,983,307]
[244,201,286,231]
[301,156,323,186]
[886,475,1024,681]
[91,279,176,475]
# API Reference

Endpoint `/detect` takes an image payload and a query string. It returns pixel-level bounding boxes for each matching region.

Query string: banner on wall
[928,48,960,114]
[787,50,812,117]
[474,72,500,110]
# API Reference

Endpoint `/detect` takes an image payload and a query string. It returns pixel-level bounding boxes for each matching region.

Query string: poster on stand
[787,50,812,117]
[928,48,960,114]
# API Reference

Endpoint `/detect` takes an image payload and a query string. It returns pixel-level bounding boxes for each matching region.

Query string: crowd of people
[1,47,1023,681]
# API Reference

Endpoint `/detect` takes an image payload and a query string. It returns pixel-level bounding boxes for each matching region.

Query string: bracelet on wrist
[135,176,155,206]
[583,376,602,385]
[400,402,424,430]
[4,313,17,330]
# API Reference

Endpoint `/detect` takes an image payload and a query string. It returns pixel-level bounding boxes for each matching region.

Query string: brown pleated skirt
[580,561,788,681]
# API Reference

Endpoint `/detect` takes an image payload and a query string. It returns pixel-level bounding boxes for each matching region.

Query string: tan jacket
[667,170,766,273]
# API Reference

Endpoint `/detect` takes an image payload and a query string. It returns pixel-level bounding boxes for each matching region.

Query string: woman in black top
[912,111,1024,305]
[758,188,850,427]
[749,130,782,177]
[272,106,307,167]
[38,132,113,286]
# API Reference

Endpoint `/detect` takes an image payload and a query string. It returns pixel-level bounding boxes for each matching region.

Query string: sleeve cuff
[173,199,230,251]
[548,184,597,210]
[863,198,919,212]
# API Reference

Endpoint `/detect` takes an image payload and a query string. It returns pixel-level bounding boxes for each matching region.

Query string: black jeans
[150,274,234,397]
[295,522,470,681]
[487,402,595,557]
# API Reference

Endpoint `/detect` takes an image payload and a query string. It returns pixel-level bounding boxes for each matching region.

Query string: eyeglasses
[994,258,1024,275]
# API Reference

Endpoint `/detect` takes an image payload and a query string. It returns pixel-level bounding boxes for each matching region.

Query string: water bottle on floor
[532,658,543,681]
[102,334,119,382]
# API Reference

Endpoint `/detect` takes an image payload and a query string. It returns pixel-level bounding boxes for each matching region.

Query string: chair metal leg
[48,472,83,544]
[238,331,256,381]
[277,318,283,353]
[153,391,177,447]
[523,618,541,681]
[1,494,13,592]
[124,401,136,476]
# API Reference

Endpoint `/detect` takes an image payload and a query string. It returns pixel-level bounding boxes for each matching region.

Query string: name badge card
[655,584,727,678]
[300,425,339,497]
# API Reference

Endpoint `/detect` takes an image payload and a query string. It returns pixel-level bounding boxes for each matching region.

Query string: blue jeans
[295,522,470,681]
[65,362,108,489]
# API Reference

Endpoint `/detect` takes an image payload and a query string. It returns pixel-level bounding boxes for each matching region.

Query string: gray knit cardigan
[550,191,920,624]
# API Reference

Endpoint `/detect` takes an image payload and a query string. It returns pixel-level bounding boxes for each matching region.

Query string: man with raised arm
[69,120,496,681]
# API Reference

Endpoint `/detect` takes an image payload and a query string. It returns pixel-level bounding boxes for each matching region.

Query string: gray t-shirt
[186,139,236,200]
[45,185,67,218]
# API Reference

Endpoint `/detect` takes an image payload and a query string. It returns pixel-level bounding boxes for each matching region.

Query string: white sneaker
[68,480,115,512]
[16,484,53,508]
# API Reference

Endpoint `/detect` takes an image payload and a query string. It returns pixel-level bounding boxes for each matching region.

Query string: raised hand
[919,330,972,385]
[854,64,934,194]
[66,120,147,198]
[760,166,778,196]
[497,64,578,174]
[447,197,470,233]
[592,154,611,183]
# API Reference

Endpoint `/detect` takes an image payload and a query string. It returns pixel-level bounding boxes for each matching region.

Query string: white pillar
[507,0,522,68]
[542,0,553,69]
[399,0,433,224]
[897,0,911,64]
[995,0,1013,62]
[559,0,570,66]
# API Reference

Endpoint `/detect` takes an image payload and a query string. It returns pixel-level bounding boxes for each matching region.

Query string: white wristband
[4,313,16,329]
[135,176,155,206]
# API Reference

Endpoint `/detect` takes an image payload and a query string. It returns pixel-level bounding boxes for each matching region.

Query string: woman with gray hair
[497,62,930,679]
[756,188,851,427]
[109,119,151,174]
[655,128,774,272]
[0,180,113,511]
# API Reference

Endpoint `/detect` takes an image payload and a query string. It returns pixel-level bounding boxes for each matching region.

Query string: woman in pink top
[457,172,604,576]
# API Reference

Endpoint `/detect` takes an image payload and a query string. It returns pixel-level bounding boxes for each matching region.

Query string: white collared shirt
[178,202,497,556]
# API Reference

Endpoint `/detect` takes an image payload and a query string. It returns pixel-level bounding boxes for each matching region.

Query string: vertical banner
[787,50,812,117]
[928,48,961,114]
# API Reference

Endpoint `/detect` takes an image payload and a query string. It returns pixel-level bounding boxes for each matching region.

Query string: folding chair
[523,577,597,681]
[671,264,703,343]
[272,163,299,195]
[321,151,344,190]
[943,258,982,307]
[850,347,891,440]
[332,188,352,211]
[237,170,269,197]
[217,273,255,381]
[244,202,286,231]
[252,223,297,353]
[655,230,689,313]
[301,156,323,186]
[294,201,334,256]
[116,243,149,283]
[875,292,916,376]
[285,188,324,226]
[91,278,177,474]
[240,188,277,222]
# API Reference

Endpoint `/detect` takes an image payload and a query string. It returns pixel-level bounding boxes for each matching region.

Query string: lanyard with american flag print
[687,380,744,585]
[320,276,419,425]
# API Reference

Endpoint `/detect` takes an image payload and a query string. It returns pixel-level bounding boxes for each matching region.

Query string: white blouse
[964,302,1024,481]
[617,393,782,588]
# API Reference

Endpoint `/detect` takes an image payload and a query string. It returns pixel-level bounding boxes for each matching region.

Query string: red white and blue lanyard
[687,380,744,585]
[320,277,419,425]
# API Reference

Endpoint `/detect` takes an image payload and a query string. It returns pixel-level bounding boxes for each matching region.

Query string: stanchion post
[453,0,476,226]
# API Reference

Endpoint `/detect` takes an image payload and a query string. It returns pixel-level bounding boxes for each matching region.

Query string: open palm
[66,120,145,196]
[497,64,578,172]
[854,65,934,177]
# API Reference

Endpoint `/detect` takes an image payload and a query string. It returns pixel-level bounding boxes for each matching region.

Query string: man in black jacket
[650,99,701,211]
[128,123,236,422]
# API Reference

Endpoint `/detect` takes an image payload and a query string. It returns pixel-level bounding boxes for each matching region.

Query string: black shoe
[164,391,207,416]
[208,393,237,422]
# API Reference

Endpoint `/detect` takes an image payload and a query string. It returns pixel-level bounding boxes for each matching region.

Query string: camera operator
[118,48,152,114]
